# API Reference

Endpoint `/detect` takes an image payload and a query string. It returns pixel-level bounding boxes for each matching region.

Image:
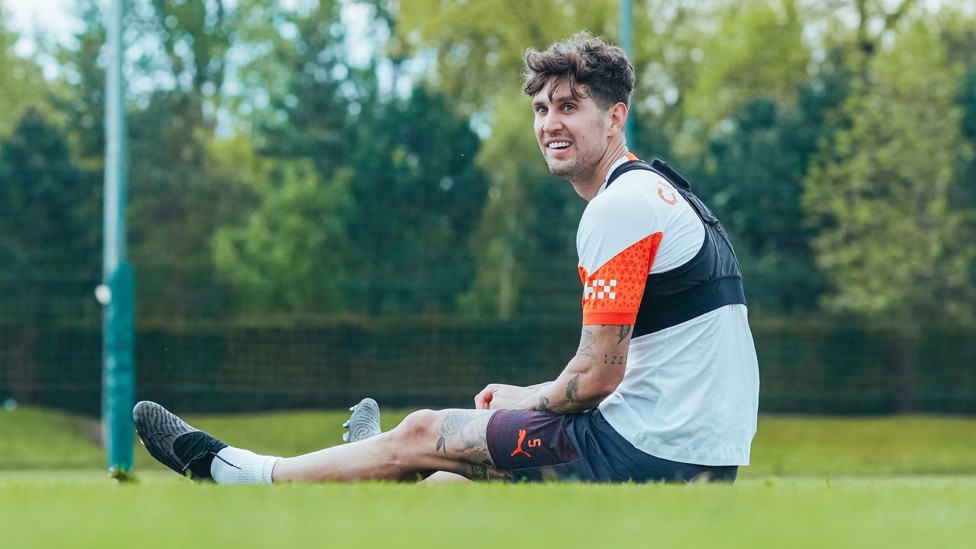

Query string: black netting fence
[2,275,975,416]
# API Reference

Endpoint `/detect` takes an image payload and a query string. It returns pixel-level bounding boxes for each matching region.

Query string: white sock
[210,446,280,485]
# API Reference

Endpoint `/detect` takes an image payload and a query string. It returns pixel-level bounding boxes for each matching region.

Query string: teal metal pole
[102,0,135,473]
[620,0,635,147]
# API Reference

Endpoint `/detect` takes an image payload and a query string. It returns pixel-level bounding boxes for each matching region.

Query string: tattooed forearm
[565,375,580,402]
[604,354,627,366]
[618,325,633,344]
[537,394,551,411]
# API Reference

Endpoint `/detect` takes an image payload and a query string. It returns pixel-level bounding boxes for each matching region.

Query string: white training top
[577,154,760,466]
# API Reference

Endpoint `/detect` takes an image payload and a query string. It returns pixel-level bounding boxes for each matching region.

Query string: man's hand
[475,324,633,415]
[475,383,542,410]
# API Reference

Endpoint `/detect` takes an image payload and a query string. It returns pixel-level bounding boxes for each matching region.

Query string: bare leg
[271,409,511,483]
[423,471,472,483]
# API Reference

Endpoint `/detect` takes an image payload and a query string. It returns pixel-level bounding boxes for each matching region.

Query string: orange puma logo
[511,429,532,458]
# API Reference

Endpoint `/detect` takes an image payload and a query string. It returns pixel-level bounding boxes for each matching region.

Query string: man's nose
[542,112,563,133]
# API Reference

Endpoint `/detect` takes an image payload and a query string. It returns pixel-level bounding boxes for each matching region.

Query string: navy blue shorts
[485,408,738,483]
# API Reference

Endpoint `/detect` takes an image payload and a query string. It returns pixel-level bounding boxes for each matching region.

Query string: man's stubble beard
[548,157,582,180]
[546,148,598,185]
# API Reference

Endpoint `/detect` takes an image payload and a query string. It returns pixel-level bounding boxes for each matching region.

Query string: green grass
[7,407,975,478]
[2,476,975,548]
[2,407,976,548]
[749,415,976,476]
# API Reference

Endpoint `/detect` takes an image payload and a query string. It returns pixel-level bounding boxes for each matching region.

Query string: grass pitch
[2,408,975,548]
[3,474,974,548]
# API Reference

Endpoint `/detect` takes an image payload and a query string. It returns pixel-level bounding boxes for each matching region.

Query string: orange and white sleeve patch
[578,232,662,325]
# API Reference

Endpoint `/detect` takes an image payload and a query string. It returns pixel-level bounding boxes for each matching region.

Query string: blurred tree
[682,0,809,130]
[801,12,974,412]
[696,48,855,315]
[126,91,248,319]
[1,8,95,273]
[701,99,824,315]
[208,0,488,315]
[250,0,356,178]
[120,1,251,319]
[51,0,106,166]
[393,0,618,116]
[53,0,282,320]
[938,8,976,209]
[346,86,489,314]
[196,0,358,313]
[144,0,231,93]
[0,6,48,139]
[803,17,972,324]
[0,109,96,403]
[938,7,976,308]
[211,159,354,313]
[0,108,98,278]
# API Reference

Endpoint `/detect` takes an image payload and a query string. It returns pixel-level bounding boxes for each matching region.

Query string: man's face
[532,78,612,183]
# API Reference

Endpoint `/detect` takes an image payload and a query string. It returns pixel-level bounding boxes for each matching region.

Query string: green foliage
[344,87,489,314]
[212,162,354,313]
[4,0,976,330]
[51,0,107,165]
[145,0,232,92]
[695,50,854,315]
[0,109,97,276]
[0,10,48,140]
[252,0,351,172]
[394,0,619,115]
[126,92,245,318]
[700,99,824,314]
[803,18,974,323]
[201,1,487,315]
[683,0,809,128]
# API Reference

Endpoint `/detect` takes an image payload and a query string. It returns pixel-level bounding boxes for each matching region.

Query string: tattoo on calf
[467,462,490,480]
[435,412,487,454]
[433,412,512,481]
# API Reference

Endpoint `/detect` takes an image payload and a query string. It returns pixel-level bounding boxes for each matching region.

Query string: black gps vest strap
[606,159,746,336]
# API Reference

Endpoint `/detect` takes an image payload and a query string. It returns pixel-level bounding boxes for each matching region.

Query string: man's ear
[608,102,629,136]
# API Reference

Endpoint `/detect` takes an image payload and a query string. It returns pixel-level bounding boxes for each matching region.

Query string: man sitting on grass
[135,31,760,485]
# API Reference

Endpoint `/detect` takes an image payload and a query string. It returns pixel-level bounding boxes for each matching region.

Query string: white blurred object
[95,284,112,305]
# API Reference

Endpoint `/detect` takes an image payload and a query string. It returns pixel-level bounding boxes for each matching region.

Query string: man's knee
[389,409,440,445]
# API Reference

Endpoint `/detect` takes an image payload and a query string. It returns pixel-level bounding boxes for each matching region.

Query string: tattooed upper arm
[576,328,597,359]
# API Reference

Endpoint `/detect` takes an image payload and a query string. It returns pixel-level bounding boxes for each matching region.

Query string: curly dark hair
[522,31,635,110]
